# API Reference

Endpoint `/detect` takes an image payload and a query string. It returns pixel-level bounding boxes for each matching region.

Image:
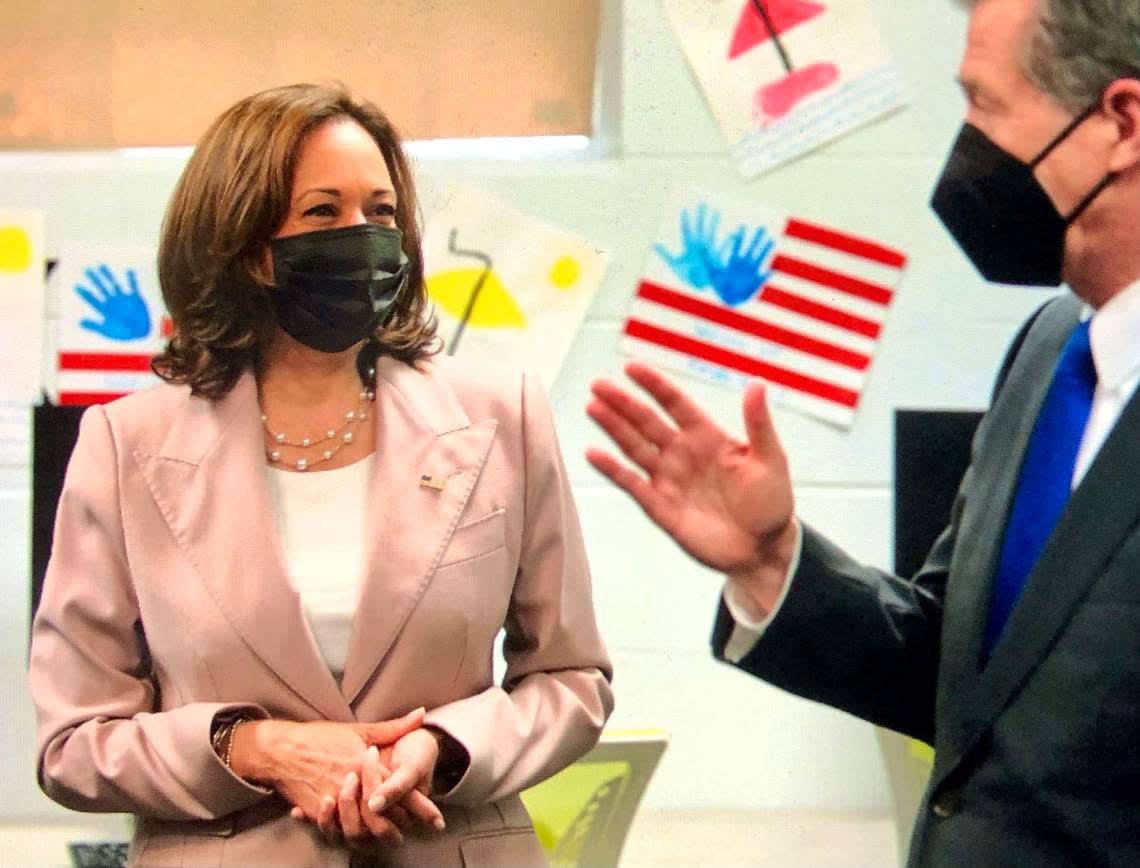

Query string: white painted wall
[0,0,1050,827]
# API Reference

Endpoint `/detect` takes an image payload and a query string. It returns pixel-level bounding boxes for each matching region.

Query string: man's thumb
[742,381,779,457]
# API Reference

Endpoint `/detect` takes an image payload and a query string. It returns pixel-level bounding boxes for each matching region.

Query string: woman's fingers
[361,746,387,794]
[316,796,339,842]
[367,763,420,814]
[357,707,425,748]
[361,740,444,833]
[360,804,404,847]
[402,789,446,832]
[382,802,415,834]
[338,772,366,842]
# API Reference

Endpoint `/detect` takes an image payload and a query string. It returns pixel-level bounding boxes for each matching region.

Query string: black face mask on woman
[270,223,410,353]
[931,106,1116,287]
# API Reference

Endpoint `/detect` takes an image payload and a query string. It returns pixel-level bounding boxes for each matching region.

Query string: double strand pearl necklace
[261,387,375,471]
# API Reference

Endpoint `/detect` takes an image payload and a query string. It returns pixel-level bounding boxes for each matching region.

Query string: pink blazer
[29,356,613,868]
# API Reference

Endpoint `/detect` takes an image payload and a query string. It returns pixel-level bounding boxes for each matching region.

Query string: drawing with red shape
[728,0,826,61]
[757,61,839,121]
[730,0,840,124]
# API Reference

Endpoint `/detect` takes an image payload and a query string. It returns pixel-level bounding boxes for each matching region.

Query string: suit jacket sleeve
[708,302,1054,744]
[29,405,272,819]
[712,513,954,744]
[424,372,614,806]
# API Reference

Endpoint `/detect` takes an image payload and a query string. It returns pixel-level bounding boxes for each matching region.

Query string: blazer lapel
[964,385,1140,739]
[133,372,351,721]
[934,295,1140,786]
[340,358,498,705]
[934,302,1076,756]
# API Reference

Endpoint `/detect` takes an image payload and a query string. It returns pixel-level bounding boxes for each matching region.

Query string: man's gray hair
[960,0,1140,112]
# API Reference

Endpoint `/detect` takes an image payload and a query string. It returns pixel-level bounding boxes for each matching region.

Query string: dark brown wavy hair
[152,83,438,400]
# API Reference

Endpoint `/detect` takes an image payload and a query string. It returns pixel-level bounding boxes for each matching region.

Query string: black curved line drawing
[445,228,494,356]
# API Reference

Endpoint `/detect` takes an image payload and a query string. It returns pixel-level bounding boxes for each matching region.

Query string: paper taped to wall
[0,403,29,466]
[0,209,46,405]
[663,0,906,176]
[622,190,908,428]
[50,247,168,405]
[423,187,607,391]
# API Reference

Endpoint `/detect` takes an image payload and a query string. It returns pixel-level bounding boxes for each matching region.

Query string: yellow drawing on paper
[549,255,581,290]
[0,225,32,273]
[427,267,527,329]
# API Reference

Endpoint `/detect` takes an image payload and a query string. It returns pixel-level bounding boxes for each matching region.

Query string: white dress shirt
[723,280,1140,662]
[266,454,374,677]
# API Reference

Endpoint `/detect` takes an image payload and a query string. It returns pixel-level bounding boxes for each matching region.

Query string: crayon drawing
[624,190,908,428]
[664,0,905,176]
[51,247,169,405]
[422,187,607,391]
[0,209,46,404]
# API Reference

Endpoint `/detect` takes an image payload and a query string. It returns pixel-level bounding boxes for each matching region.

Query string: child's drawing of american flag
[622,196,907,428]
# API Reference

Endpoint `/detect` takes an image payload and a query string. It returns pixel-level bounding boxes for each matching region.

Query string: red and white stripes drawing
[624,199,907,427]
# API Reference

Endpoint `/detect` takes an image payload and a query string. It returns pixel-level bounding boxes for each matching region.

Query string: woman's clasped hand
[230,709,445,848]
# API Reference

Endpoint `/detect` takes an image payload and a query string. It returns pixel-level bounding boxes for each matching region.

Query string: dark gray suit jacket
[713,293,1140,867]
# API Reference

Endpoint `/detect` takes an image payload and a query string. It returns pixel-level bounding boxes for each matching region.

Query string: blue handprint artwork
[654,203,773,306]
[74,264,153,341]
[654,202,726,291]
[630,192,909,429]
[702,224,775,306]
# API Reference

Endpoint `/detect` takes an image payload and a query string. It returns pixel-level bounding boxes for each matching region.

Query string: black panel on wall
[31,403,85,626]
[894,410,984,579]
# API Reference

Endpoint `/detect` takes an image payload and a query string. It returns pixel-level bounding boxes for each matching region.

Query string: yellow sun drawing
[426,268,527,329]
[549,255,581,290]
[0,226,32,273]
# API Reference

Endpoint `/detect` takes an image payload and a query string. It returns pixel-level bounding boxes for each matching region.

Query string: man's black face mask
[932,106,1115,287]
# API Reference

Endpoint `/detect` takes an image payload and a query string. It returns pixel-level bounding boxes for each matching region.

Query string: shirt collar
[1088,277,1140,393]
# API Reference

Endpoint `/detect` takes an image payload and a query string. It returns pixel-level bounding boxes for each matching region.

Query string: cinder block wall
[0,0,1048,823]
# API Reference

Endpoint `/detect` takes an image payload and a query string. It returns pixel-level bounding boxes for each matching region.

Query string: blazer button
[931,788,961,818]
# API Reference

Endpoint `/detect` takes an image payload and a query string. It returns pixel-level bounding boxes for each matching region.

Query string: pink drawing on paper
[757,62,840,120]
[728,0,826,59]
[730,0,838,123]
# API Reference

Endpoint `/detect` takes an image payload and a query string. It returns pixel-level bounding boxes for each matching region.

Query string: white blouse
[266,455,374,678]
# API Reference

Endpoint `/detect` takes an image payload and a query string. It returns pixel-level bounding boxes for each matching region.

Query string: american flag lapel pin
[419,473,446,491]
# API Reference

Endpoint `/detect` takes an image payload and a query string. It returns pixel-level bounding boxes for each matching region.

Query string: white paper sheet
[422,187,607,391]
[663,0,906,176]
[50,246,167,405]
[622,189,908,428]
[0,209,46,404]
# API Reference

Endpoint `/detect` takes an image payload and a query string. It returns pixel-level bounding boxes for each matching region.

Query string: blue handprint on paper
[702,225,775,307]
[74,265,153,341]
[654,203,729,291]
[655,203,775,307]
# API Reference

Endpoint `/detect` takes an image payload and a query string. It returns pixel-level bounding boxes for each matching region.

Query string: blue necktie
[983,319,1097,656]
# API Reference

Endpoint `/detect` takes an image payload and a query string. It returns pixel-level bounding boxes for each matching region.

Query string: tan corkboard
[0,0,601,149]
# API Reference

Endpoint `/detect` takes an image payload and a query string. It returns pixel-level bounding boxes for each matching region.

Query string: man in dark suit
[587,0,1140,865]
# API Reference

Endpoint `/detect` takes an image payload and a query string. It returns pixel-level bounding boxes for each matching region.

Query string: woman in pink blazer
[28,84,613,868]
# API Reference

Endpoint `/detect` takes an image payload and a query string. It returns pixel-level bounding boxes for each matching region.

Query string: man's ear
[1103,78,1140,174]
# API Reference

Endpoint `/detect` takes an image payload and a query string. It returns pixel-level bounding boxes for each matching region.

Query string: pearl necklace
[261,388,375,471]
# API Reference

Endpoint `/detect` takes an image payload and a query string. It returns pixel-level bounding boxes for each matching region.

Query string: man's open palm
[586,361,796,579]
